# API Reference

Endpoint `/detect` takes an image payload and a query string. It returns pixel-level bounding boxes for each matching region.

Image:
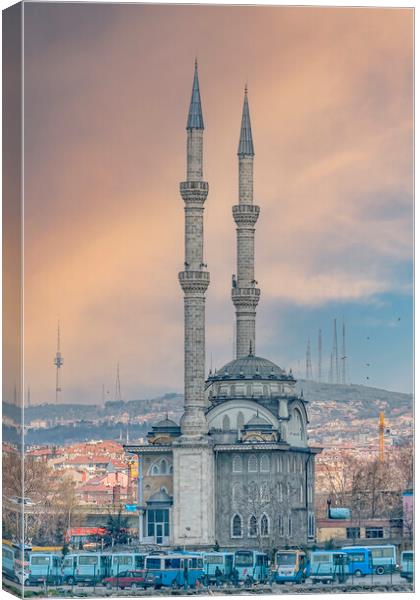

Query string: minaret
[232,87,260,357]
[172,62,215,547]
[178,60,210,438]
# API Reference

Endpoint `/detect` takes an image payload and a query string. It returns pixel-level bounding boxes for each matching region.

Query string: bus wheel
[354,570,363,578]
[24,580,30,587]
[376,567,385,576]
[106,583,112,590]
[68,577,76,586]
[131,583,138,590]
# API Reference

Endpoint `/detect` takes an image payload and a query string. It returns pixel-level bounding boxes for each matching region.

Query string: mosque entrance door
[147,509,169,545]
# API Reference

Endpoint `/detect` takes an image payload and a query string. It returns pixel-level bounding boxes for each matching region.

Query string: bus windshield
[276,553,296,566]
[235,552,253,567]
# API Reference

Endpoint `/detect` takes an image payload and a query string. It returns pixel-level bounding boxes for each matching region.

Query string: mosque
[125,62,320,550]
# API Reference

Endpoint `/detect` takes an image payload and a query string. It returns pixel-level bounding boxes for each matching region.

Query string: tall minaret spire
[232,86,260,357]
[178,61,209,437]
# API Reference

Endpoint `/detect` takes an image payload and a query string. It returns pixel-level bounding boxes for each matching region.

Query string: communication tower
[115,362,122,402]
[379,412,385,462]
[333,318,339,383]
[53,321,63,403]
[341,322,347,384]
[318,329,322,383]
[306,339,313,380]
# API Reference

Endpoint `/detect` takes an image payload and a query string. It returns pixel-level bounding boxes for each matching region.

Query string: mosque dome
[244,413,272,429]
[154,417,179,429]
[207,353,294,383]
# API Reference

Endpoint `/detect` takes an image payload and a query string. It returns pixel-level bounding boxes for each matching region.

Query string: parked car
[102,570,156,590]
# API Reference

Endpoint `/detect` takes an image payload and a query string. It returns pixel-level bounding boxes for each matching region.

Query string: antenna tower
[318,329,322,382]
[341,322,347,384]
[53,321,63,403]
[306,339,313,380]
[333,318,339,383]
[115,363,122,402]
[328,352,333,384]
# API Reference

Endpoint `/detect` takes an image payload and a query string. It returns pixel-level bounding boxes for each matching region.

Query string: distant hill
[4,383,412,447]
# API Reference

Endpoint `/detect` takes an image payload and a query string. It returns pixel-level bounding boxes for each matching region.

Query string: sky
[19,3,413,405]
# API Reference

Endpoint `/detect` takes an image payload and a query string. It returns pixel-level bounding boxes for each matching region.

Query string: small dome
[245,413,273,430]
[155,417,178,428]
[147,488,172,504]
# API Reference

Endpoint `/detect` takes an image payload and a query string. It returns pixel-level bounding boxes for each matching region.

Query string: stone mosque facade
[126,63,321,550]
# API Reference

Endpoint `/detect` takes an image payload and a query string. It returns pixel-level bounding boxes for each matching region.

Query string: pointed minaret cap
[186,59,204,130]
[238,85,254,157]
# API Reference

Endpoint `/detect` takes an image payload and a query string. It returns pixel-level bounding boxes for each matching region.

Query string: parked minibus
[400,551,414,582]
[62,553,107,584]
[342,545,397,574]
[310,551,350,584]
[234,550,269,583]
[144,552,204,588]
[201,552,234,584]
[272,550,308,584]
[2,545,16,581]
[341,547,374,577]
[27,552,62,585]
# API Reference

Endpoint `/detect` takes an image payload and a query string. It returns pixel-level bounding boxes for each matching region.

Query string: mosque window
[151,464,160,476]
[260,454,270,472]
[260,514,269,537]
[287,483,291,499]
[300,483,304,503]
[237,412,245,431]
[232,483,241,504]
[248,454,258,473]
[231,514,243,538]
[222,415,230,431]
[249,515,258,538]
[308,483,313,504]
[233,455,242,473]
[279,514,284,536]
[160,459,168,475]
[248,481,259,503]
[263,385,269,396]
[278,455,283,473]
[276,482,283,502]
[260,481,270,503]
[288,514,293,537]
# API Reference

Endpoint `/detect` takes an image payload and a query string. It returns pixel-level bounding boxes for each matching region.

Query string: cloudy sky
[21,3,413,404]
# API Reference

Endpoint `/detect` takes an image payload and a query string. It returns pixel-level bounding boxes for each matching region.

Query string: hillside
[4,382,412,447]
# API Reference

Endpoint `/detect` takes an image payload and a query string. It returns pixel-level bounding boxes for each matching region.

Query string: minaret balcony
[232,286,261,308]
[179,270,210,294]
[180,181,209,203]
[232,204,260,226]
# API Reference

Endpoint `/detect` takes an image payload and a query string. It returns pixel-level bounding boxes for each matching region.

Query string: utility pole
[379,412,385,463]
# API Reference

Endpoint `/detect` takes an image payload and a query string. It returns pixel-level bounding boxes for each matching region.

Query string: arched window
[248,481,259,504]
[276,482,283,502]
[249,515,258,538]
[151,464,159,475]
[293,408,305,440]
[261,514,269,537]
[237,412,244,431]
[160,459,168,475]
[222,414,230,431]
[232,455,242,473]
[278,455,283,473]
[287,483,291,499]
[261,481,270,503]
[169,465,173,474]
[288,514,293,537]
[260,455,270,473]
[300,483,304,503]
[279,514,284,536]
[248,454,258,472]
[231,514,243,538]
[232,483,241,505]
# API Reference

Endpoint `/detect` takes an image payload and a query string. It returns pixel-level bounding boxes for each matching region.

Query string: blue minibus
[28,552,62,585]
[272,550,308,584]
[343,545,397,574]
[144,552,204,588]
[234,550,269,583]
[62,553,108,584]
[310,551,350,584]
[400,551,414,582]
[341,548,373,577]
[2,545,16,581]
[202,552,234,584]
